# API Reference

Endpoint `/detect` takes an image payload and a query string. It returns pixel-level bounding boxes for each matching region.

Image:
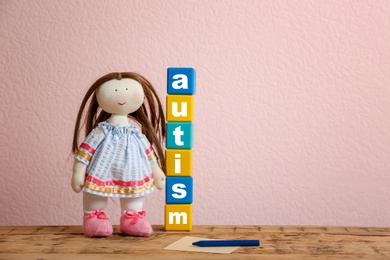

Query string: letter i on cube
[165,68,196,231]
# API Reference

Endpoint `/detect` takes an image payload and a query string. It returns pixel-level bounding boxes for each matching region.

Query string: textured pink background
[1,0,389,227]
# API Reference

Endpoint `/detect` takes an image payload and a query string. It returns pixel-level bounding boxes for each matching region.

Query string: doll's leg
[119,196,153,237]
[82,192,113,237]
[120,196,144,214]
[83,191,109,213]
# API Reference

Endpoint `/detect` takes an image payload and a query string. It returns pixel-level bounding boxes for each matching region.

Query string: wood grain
[1,226,389,259]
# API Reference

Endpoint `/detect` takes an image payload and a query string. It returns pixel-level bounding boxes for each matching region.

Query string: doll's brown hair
[72,72,166,173]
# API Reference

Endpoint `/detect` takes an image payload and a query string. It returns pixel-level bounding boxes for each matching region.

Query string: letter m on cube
[165,204,192,231]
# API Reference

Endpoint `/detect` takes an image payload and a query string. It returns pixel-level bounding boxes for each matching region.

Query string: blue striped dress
[75,121,157,198]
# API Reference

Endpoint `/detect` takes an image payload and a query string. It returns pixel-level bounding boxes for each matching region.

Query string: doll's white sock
[120,197,144,215]
[83,192,108,214]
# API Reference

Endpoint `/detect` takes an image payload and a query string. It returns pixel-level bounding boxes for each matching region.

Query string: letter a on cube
[167,68,196,95]
[165,204,192,231]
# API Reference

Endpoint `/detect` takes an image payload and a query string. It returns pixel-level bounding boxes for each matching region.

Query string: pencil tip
[192,241,200,246]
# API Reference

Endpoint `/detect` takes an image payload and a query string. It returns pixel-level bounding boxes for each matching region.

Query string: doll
[71,72,166,237]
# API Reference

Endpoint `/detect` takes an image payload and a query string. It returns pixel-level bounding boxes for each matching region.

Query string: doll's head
[72,72,166,172]
[96,76,145,116]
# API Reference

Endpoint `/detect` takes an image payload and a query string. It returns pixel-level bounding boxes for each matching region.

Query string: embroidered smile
[118,102,126,106]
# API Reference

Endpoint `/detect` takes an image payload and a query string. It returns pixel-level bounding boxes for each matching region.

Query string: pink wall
[1,0,389,227]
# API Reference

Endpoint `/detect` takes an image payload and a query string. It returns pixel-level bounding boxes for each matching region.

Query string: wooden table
[1,225,389,259]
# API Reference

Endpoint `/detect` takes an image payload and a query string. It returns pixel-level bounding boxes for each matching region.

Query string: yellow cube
[165,204,192,231]
[166,149,193,176]
[166,95,194,122]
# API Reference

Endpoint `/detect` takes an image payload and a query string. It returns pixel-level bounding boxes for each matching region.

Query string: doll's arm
[74,127,104,166]
[145,145,165,190]
[71,160,87,193]
[71,127,105,193]
[152,163,166,190]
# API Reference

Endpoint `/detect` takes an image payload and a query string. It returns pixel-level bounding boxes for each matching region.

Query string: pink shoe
[83,210,113,237]
[120,211,153,237]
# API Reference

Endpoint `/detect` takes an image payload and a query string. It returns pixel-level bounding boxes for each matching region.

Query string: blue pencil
[192,239,260,247]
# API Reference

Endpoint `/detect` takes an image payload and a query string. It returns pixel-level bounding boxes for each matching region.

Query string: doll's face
[96,78,144,115]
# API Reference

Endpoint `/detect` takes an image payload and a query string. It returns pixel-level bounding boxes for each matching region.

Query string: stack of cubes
[164,67,196,231]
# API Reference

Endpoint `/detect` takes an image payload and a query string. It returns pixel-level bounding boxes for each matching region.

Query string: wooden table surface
[1,225,389,259]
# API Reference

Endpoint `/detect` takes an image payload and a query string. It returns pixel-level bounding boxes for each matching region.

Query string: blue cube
[166,176,193,204]
[166,122,193,149]
[167,68,196,95]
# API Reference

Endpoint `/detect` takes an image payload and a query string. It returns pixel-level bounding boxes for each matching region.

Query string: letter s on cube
[166,176,193,204]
